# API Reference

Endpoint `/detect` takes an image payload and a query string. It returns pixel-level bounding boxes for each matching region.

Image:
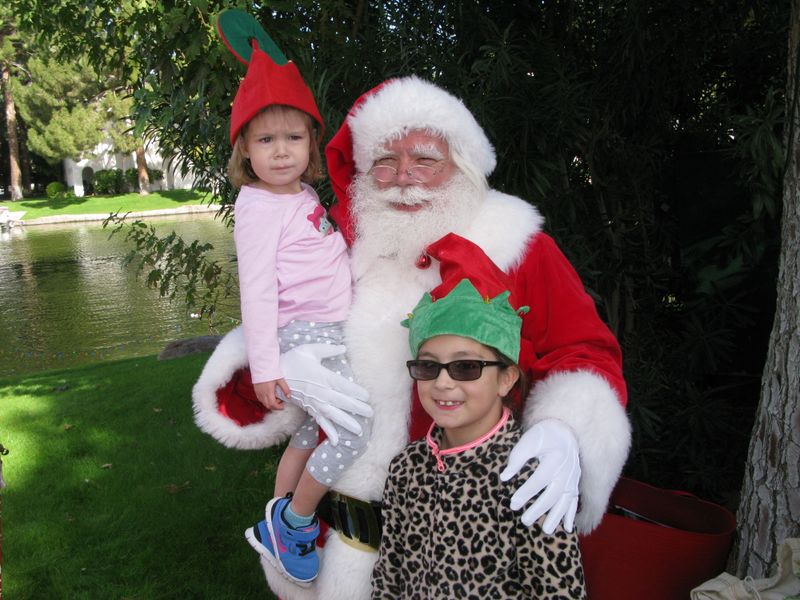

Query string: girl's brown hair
[493,350,529,414]
[227,104,324,189]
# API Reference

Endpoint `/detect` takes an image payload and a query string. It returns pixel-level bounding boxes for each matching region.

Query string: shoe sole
[264,497,317,587]
[245,524,313,589]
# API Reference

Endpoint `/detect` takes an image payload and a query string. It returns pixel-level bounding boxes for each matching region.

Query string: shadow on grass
[0,354,278,599]
[19,196,92,210]
[155,190,207,203]
[19,189,206,209]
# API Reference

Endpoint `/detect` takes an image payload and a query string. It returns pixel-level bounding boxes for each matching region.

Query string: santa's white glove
[278,344,372,446]
[500,418,581,534]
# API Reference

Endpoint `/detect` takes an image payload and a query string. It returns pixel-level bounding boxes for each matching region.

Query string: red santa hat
[326,77,496,245]
[218,9,324,145]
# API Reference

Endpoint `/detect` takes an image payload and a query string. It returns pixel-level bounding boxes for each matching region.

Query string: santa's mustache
[357,182,438,209]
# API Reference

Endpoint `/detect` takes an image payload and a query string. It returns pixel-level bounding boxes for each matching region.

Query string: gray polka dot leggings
[277,320,371,486]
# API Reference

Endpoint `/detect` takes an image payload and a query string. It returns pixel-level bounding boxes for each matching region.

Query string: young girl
[371,259,587,599]
[221,25,371,586]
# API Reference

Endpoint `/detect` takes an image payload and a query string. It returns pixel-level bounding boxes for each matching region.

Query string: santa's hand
[500,419,581,534]
[278,344,372,446]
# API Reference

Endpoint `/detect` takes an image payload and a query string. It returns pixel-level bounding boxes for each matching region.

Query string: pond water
[0,214,240,378]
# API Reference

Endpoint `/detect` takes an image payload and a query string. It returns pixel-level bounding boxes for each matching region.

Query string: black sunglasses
[406,359,507,381]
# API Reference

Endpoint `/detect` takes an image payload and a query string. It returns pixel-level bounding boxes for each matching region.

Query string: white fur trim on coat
[523,370,631,533]
[348,76,496,177]
[191,326,305,449]
[462,190,544,271]
[264,533,377,600]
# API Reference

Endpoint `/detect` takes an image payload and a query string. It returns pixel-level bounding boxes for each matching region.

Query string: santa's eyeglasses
[370,163,444,184]
[406,359,508,381]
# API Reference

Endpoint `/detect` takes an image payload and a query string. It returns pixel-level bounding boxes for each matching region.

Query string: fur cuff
[524,370,631,533]
[264,533,377,600]
[192,326,304,449]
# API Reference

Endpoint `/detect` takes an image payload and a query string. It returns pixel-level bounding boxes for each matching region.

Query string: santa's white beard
[349,171,483,270]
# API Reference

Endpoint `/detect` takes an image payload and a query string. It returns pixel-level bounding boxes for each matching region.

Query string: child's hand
[254,379,292,410]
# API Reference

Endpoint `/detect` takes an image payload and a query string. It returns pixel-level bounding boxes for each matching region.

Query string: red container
[580,477,737,600]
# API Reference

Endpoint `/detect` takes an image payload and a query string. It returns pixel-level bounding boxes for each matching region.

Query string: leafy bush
[124,168,139,191]
[45,181,67,199]
[93,169,124,195]
[121,167,164,190]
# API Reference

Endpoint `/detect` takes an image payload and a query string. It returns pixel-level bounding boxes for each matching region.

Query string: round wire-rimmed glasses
[370,163,443,184]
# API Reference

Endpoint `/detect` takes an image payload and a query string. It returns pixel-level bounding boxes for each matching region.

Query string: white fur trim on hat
[348,76,496,176]
[523,369,632,534]
[192,326,305,449]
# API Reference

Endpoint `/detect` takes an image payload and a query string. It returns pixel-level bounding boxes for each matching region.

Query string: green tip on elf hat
[217,9,324,145]
[401,234,529,363]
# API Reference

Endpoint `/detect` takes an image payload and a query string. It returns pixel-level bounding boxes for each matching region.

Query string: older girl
[371,255,586,599]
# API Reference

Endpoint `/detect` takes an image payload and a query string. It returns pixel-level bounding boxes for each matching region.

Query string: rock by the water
[158,336,222,360]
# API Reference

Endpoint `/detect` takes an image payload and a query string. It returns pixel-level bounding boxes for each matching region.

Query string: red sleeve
[510,233,627,406]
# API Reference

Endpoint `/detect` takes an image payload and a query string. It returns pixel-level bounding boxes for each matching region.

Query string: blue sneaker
[245,519,275,559]
[245,495,320,586]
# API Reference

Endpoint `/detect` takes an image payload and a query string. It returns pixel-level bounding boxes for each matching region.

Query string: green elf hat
[402,233,529,363]
[217,9,324,145]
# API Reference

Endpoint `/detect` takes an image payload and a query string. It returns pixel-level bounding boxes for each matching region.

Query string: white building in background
[62,140,197,197]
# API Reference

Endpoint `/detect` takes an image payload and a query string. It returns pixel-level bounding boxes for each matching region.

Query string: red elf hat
[217,9,324,145]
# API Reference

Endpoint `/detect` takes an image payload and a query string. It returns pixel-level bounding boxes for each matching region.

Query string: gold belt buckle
[328,491,381,553]
[336,531,378,553]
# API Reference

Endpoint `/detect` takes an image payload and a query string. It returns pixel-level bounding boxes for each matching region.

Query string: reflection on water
[0,214,240,378]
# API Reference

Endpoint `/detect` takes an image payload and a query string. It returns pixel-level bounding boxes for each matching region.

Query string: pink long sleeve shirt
[234,184,352,384]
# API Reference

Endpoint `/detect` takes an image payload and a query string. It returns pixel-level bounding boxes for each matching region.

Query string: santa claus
[193,76,631,599]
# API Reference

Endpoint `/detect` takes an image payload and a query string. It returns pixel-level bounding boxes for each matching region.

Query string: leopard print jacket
[371,414,586,599]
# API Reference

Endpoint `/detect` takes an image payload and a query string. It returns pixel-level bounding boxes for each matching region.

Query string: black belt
[318,490,383,552]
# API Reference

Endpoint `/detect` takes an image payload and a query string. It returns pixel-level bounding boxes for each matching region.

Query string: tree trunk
[19,123,31,193]
[2,63,23,201]
[135,145,149,195]
[729,0,800,578]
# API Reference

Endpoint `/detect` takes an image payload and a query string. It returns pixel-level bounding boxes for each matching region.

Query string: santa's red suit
[193,76,631,600]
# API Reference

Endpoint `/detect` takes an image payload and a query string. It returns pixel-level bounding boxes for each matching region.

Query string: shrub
[45,181,67,199]
[122,167,164,190]
[93,169,124,194]
[124,168,139,191]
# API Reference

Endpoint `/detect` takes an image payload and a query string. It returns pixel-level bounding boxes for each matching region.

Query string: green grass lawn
[9,190,215,221]
[0,354,279,599]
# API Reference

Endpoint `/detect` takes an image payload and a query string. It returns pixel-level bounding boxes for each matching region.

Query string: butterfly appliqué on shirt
[307,205,333,236]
